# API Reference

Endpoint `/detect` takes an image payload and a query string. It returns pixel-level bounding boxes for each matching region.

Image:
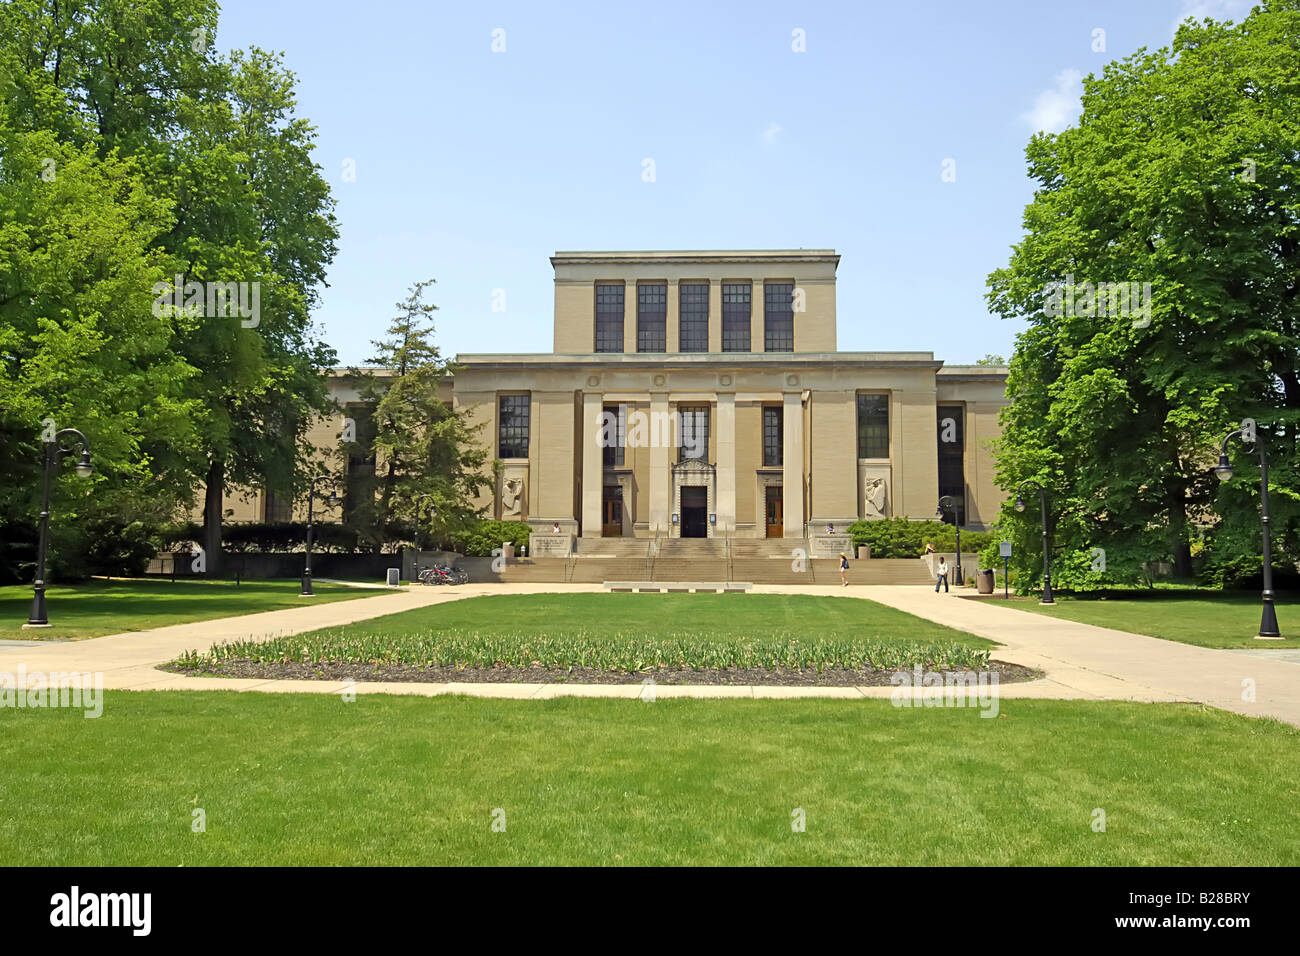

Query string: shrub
[445,519,533,557]
[849,517,992,559]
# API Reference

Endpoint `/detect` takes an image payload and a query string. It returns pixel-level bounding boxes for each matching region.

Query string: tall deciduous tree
[987,2,1300,588]
[1,1,339,575]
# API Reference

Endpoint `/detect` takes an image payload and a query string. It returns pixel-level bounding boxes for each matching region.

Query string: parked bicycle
[417,564,468,585]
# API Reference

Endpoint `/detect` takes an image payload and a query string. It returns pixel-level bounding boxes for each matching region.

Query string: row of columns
[579,390,805,538]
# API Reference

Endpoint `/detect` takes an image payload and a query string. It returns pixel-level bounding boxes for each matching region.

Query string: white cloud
[1021,69,1083,135]
[761,122,782,145]
[1174,0,1253,32]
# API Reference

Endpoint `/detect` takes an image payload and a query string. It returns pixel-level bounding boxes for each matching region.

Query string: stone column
[783,391,804,537]
[716,392,736,534]
[623,281,637,354]
[708,281,722,353]
[581,392,603,537]
[666,279,679,353]
[751,278,765,353]
[649,392,671,532]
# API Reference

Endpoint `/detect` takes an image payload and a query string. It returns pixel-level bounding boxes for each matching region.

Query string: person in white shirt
[934,557,949,593]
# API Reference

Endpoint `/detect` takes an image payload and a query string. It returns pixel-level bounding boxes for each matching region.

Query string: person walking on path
[934,556,949,593]
[839,552,849,587]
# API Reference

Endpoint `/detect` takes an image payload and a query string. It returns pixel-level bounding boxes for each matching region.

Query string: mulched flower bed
[163,658,1039,687]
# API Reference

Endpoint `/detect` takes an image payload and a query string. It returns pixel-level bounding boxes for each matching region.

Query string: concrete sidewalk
[1,583,1296,724]
[860,586,1300,727]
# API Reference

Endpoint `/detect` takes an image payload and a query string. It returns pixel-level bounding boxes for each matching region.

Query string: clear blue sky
[214,0,1251,365]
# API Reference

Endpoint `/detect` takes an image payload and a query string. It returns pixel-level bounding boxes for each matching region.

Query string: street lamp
[1015,480,1054,605]
[415,493,437,549]
[936,495,963,586]
[1214,426,1280,639]
[26,428,93,628]
[301,476,341,597]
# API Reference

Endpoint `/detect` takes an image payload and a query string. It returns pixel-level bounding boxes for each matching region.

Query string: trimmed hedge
[445,520,533,557]
[849,517,993,559]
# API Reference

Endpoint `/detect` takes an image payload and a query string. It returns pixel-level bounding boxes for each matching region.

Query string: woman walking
[839,552,849,587]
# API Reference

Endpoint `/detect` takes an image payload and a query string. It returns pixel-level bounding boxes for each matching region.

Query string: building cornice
[453,351,943,371]
[551,250,840,268]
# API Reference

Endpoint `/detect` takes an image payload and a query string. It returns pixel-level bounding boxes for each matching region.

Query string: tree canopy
[986,1,1300,589]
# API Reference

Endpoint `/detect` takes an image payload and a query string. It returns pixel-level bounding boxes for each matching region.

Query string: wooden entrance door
[601,487,623,537]
[765,486,784,538]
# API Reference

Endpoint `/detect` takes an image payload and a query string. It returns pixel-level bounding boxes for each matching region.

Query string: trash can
[977,569,995,594]
[502,541,515,560]
[857,545,871,560]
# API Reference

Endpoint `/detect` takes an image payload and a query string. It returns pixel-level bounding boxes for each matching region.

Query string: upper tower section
[550,250,839,355]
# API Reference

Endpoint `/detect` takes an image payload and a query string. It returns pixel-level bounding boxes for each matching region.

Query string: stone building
[452,249,1008,540]
[201,249,1008,545]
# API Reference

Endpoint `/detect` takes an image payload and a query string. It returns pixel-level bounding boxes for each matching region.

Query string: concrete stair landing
[497,538,935,586]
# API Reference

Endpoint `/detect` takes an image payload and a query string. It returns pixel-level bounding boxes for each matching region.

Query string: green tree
[348,281,488,550]
[986,2,1300,589]
[2,2,340,575]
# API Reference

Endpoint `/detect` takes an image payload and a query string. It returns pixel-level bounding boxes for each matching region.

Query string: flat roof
[454,351,943,370]
[551,249,840,267]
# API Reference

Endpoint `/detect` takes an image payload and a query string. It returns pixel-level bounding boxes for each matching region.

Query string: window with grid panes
[498,394,531,458]
[678,406,709,462]
[763,406,783,466]
[721,283,751,351]
[856,394,889,459]
[679,282,709,352]
[764,281,794,352]
[637,284,666,352]
[595,284,624,352]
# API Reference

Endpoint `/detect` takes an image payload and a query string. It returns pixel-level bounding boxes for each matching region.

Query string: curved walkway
[2,583,1297,724]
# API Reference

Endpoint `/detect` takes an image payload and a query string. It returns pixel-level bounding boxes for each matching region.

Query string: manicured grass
[180,592,996,672]
[0,579,379,642]
[1,690,1296,865]
[1002,591,1300,649]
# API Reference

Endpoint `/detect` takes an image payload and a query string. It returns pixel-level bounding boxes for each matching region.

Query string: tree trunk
[203,460,224,577]
[1168,485,1194,579]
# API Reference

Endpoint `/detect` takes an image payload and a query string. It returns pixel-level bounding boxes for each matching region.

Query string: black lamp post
[26,428,93,628]
[415,493,437,548]
[936,495,962,585]
[301,477,341,597]
[1214,427,1281,639]
[1015,480,1054,605]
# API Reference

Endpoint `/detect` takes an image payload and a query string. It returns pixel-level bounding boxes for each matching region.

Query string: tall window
[637,283,667,352]
[763,406,783,466]
[937,405,965,526]
[721,283,751,352]
[679,282,709,352]
[602,404,626,467]
[595,284,624,353]
[856,394,889,459]
[263,488,293,523]
[764,281,794,352]
[678,406,709,462]
[498,394,530,458]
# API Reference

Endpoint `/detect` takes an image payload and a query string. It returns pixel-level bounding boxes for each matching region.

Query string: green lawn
[180,592,997,672]
[0,579,379,641]
[1002,591,1300,649]
[1,691,1295,865]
